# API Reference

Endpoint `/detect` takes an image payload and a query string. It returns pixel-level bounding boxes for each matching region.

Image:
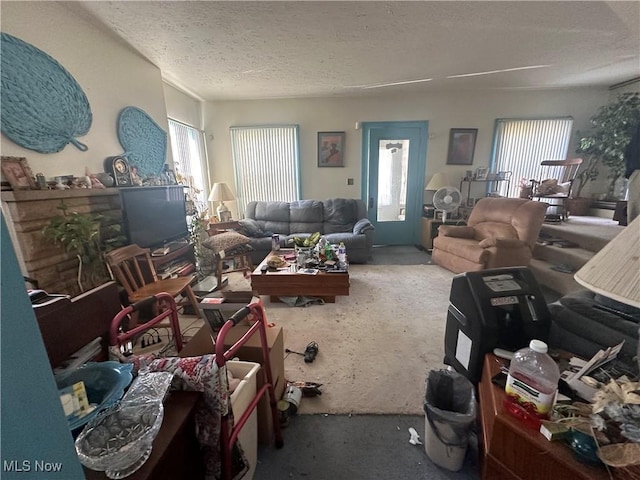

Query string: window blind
[230,125,300,214]
[492,118,573,197]
[168,119,207,207]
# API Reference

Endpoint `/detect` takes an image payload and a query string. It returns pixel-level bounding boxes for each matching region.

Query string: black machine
[444,267,551,383]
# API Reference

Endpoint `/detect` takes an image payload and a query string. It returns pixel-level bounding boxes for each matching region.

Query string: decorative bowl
[75,401,164,479]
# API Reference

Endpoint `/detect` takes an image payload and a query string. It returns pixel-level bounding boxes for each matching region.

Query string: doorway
[361,121,428,245]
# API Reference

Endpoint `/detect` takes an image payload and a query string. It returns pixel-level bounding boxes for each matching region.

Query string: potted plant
[571,92,640,211]
[188,207,213,274]
[43,201,124,292]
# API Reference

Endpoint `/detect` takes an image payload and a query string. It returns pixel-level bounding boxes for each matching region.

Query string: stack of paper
[562,341,625,401]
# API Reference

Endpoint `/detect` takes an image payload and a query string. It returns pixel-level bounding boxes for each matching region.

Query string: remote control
[493,348,514,360]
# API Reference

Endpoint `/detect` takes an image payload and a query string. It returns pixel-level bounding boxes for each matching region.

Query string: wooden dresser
[478,354,609,480]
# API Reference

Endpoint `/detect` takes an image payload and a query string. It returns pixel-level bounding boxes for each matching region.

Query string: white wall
[163,83,202,128]
[1,2,170,180]
[204,89,609,217]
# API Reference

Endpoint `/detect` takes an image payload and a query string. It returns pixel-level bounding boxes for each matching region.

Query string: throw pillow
[202,231,250,254]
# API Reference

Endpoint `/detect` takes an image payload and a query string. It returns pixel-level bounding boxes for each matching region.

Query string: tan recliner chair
[432,197,548,273]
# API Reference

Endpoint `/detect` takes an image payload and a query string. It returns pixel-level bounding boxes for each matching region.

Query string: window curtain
[230,125,300,215]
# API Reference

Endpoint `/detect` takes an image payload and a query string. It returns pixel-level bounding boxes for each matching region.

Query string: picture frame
[446,128,477,165]
[1,156,36,190]
[475,167,489,180]
[318,131,345,167]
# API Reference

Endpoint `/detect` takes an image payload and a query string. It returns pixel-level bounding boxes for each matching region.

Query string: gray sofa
[239,198,375,264]
[548,290,639,374]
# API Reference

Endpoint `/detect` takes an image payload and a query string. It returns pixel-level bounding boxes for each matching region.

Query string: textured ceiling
[71,1,640,101]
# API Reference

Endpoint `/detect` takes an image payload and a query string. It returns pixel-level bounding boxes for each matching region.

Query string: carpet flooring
[228,262,455,415]
[222,247,564,480]
[254,414,480,480]
[370,244,435,265]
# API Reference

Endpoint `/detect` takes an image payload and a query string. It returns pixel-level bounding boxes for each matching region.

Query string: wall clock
[106,156,132,186]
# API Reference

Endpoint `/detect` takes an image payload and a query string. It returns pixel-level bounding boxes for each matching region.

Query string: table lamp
[208,182,235,221]
[574,215,640,309]
[424,172,451,204]
[574,215,640,372]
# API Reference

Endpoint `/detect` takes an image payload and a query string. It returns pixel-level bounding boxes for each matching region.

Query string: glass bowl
[75,401,164,479]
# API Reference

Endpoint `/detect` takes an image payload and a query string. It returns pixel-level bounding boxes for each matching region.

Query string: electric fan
[433,186,462,223]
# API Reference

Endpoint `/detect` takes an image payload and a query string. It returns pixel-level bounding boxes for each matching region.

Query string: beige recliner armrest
[438,225,475,238]
[478,237,527,249]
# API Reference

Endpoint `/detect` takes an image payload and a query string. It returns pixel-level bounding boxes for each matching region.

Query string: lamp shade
[574,215,640,308]
[208,182,235,202]
[426,172,451,191]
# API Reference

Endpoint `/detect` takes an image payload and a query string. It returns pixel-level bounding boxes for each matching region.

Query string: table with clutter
[479,353,639,480]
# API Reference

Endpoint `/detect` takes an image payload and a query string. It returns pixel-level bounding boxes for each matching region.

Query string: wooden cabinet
[478,354,609,480]
[421,218,443,251]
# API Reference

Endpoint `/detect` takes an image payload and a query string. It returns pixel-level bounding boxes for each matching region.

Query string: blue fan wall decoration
[117,107,167,178]
[0,32,92,153]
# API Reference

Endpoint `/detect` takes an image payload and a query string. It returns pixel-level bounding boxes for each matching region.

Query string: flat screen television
[119,186,189,249]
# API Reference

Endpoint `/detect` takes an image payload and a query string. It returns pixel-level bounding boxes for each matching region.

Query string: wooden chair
[530,158,583,221]
[105,244,201,319]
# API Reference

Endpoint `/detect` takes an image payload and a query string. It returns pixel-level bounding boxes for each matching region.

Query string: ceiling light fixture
[446,65,551,79]
[348,78,433,89]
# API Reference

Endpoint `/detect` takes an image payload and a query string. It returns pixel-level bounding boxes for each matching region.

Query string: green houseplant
[43,201,124,292]
[573,92,640,201]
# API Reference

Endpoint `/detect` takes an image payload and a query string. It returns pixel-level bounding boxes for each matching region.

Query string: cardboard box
[180,323,285,445]
[197,291,260,331]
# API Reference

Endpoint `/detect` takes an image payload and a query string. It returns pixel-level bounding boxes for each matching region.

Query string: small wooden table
[250,249,349,303]
[207,220,240,235]
[478,354,609,480]
[205,220,253,289]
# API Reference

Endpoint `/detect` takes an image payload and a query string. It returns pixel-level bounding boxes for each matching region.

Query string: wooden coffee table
[250,249,349,303]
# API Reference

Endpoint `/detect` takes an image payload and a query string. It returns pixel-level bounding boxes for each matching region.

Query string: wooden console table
[478,354,609,479]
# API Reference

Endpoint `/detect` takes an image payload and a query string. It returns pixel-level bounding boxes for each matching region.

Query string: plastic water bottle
[503,339,559,429]
[337,242,347,265]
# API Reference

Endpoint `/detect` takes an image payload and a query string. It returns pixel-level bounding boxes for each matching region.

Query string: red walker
[110,295,284,479]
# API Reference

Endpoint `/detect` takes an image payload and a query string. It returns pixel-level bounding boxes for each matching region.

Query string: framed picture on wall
[1,156,36,190]
[446,128,477,165]
[318,131,345,167]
